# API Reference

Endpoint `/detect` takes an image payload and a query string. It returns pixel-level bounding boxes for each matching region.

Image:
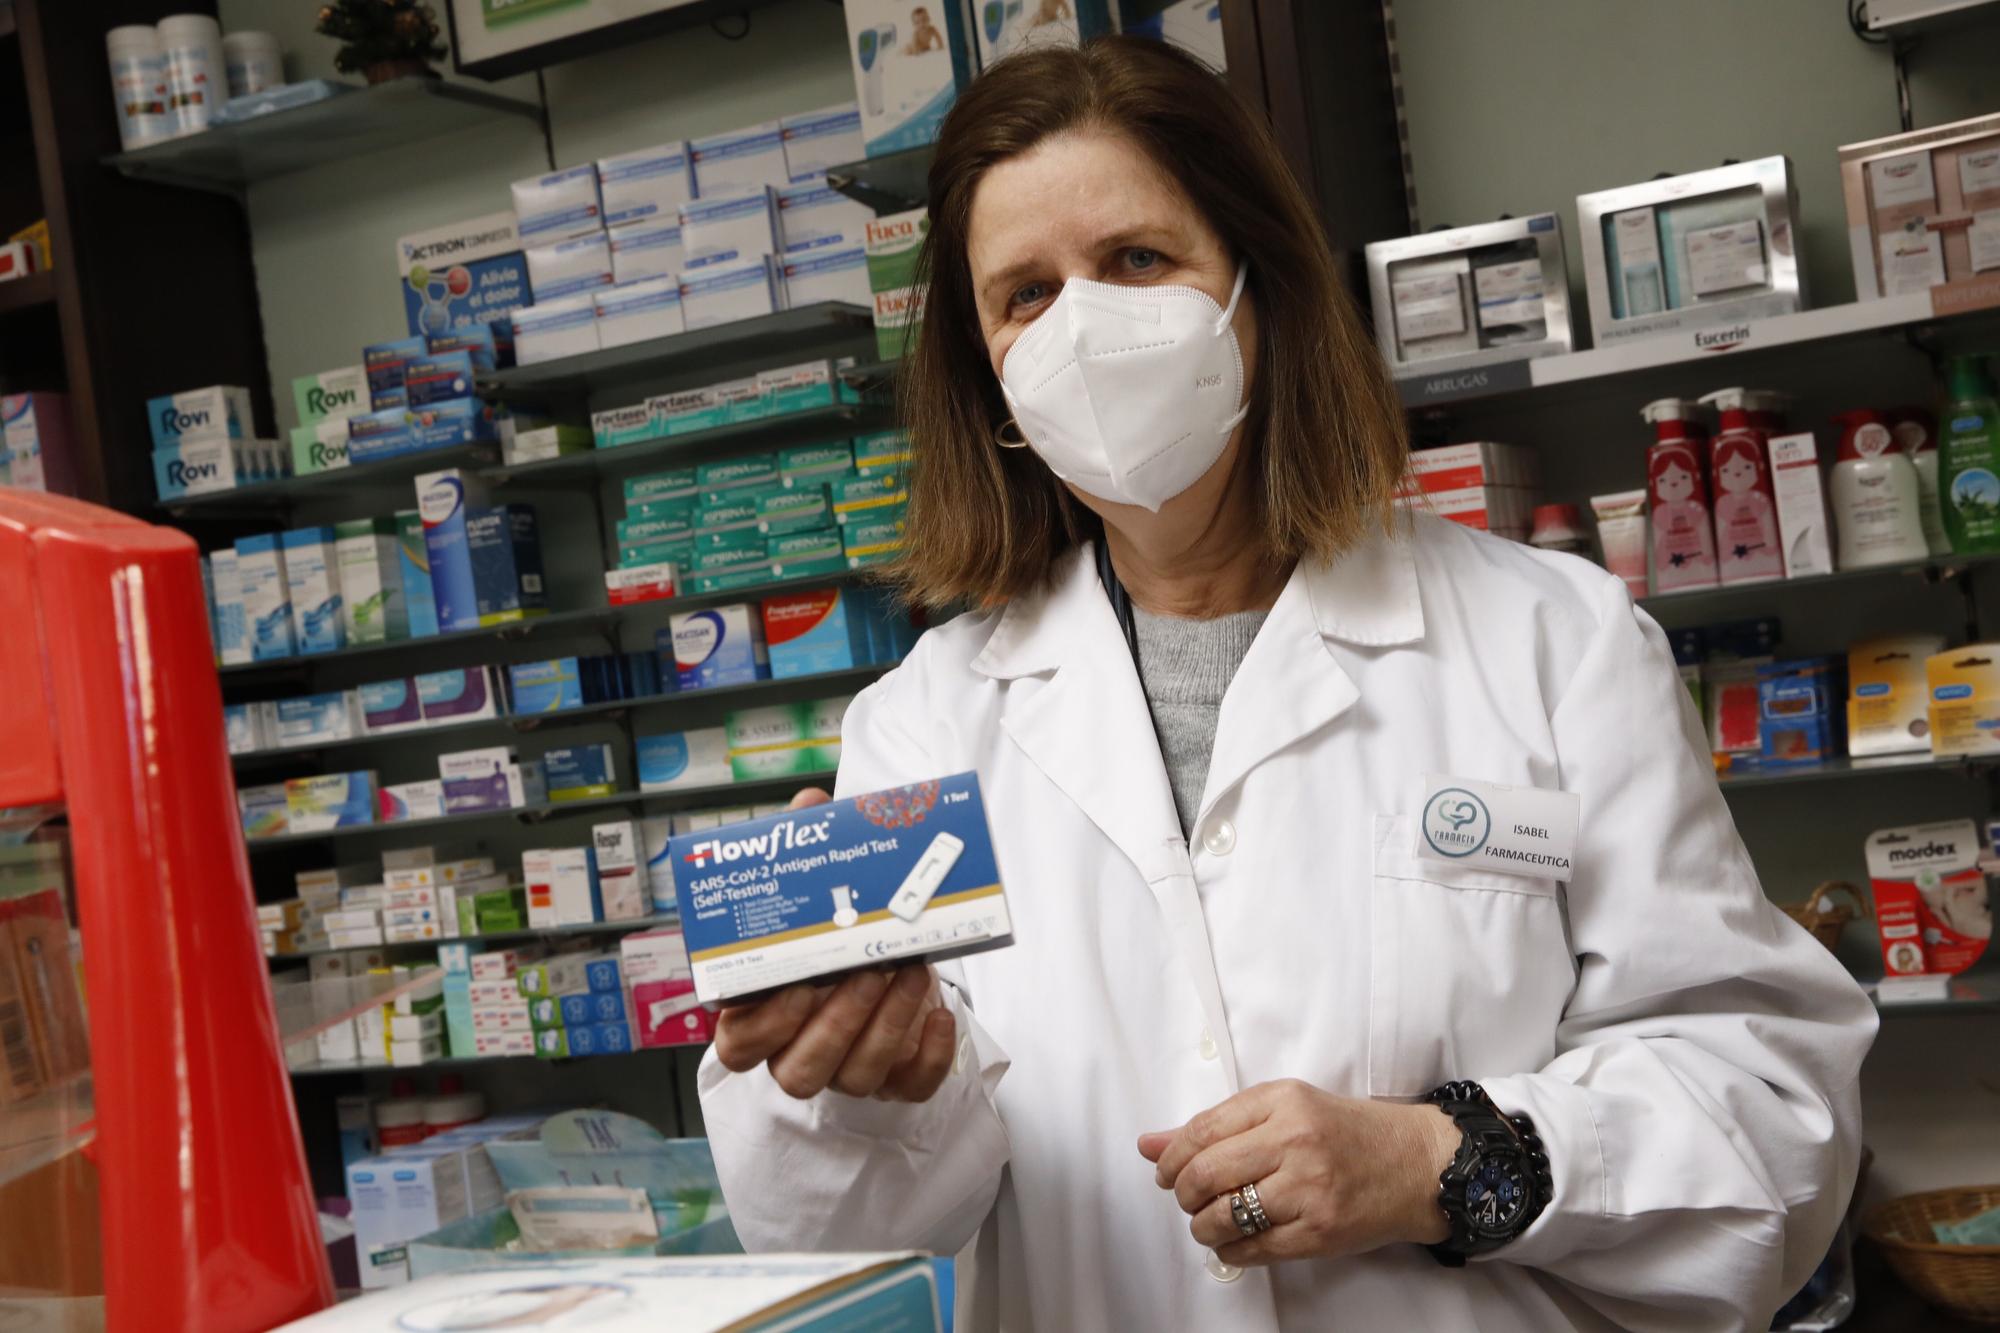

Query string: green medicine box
[832,472,909,523]
[617,538,693,570]
[758,485,831,535]
[623,468,698,507]
[768,528,843,561]
[691,563,779,594]
[629,497,695,524]
[844,516,908,568]
[695,454,779,494]
[779,442,856,486]
[852,429,913,474]
[770,551,848,580]
[616,513,694,546]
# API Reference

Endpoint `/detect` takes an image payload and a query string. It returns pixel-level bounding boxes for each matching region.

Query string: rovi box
[671,772,1011,1003]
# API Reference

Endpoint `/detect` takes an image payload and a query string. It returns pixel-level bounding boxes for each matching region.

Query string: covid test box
[672,772,1010,1002]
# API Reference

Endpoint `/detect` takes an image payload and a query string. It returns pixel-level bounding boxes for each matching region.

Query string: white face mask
[999,265,1250,512]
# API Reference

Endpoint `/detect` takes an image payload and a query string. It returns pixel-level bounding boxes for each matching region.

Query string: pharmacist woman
[698,37,1876,1333]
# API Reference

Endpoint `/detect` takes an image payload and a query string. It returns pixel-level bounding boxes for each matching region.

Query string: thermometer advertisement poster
[670,773,1012,1003]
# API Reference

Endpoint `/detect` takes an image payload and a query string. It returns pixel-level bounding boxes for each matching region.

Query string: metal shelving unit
[158,442,499,518]
[482,403,891,486]
[268,911,680,964]
[101,79,545,196]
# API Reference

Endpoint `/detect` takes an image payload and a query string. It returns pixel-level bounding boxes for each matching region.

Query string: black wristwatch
[1424,1080,1552,1268]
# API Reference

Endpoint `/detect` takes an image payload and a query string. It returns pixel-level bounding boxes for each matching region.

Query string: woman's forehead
[968,135,1199,272]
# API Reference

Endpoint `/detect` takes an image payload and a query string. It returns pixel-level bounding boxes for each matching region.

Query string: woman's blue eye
[1012,282,1049,308]
[1125,248,1160,271]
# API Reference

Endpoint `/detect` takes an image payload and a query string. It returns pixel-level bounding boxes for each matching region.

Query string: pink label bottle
[1700,387,1784,584]
[1642,398,1719,591]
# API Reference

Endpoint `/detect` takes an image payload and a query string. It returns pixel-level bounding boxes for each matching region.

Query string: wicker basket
[1781,881,1869,952]
[1865,1186,2000,1323]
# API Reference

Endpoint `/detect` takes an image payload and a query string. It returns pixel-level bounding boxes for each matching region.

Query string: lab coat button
[954,1034,972,1076]
[1197,1028,1218,1060]
[1204,1251,1242,1283]
[1201,819,1236,857]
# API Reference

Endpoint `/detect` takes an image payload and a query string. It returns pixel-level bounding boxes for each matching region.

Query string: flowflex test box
[671,772,1011,1002]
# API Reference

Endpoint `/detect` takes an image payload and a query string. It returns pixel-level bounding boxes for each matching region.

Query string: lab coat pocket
[1367,814,1575,1099]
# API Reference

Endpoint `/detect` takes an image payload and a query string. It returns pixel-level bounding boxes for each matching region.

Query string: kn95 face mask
[999,265,1250,512]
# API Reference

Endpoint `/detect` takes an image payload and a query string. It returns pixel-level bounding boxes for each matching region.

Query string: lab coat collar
[968,519,1425,682]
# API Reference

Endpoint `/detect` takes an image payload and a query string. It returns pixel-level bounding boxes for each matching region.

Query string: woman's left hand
[1137,1079,1461,1266]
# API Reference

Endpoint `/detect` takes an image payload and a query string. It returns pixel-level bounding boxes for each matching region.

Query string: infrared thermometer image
[889,831,965,922]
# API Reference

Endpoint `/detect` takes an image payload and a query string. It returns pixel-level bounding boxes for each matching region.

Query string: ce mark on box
[1417,775,1579,882]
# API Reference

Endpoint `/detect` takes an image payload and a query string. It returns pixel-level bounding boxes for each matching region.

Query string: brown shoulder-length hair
[886,35,1407,610]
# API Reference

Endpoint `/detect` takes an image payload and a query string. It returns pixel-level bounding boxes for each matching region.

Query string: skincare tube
[1591,490,1650,599]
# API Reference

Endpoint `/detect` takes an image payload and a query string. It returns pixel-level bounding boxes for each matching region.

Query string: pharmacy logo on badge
[1422,788,1491,858]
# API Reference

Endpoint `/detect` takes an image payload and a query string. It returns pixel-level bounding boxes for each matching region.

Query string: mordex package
[672,773,1010,1002]
[1867,820,1992,980]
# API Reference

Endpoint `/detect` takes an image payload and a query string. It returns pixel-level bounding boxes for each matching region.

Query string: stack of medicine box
[379,967,448,1067]
[412,468,549,634]
[289,364,369,476]
[467,948,540,1058]
[381,856,497,944]
[208,511,433,665]
[834,429,911,568]
[621,927,715,1048]
[345,1119,508,1288]
[519,818,652,929]
[438,745,547,816]
[439,942,531,1056]
[720,695,851,781]
[353,332,503,463]
[149,384,287,500]
[505,652,665,713]
[1390,440,1540,542]
[520,951,635,1059]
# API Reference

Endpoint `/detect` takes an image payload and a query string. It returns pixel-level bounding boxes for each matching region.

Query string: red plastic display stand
[0,491,332,1331]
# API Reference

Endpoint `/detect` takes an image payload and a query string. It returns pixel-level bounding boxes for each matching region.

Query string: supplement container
[158,14,226,136]
[222,30,285,98]
[374,1096,429,1148]
[106,26,173,150]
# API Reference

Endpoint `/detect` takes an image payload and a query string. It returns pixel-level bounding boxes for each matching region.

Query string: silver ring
[1228,1191,1258,1238]
[1241,1182,1272,1233]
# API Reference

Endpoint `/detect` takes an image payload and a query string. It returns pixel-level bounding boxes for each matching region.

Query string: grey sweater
[1130,605,1269,838]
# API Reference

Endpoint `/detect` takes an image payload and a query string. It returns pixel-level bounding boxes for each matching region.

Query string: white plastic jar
[374,1096,430,1148]
[157,14,226,136]
[222,30,284,98]
[105,25,173,150]
[423,1090,486,1136]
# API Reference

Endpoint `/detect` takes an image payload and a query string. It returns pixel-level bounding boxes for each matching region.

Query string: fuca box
[671,772,1011,1003]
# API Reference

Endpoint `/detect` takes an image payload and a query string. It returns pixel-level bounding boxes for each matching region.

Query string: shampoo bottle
[1940,356,2000,555]
[1698,387,1783,584]
[1830,408,1929,569]
[1889,405,1952,555]
[1642,397,1718,592]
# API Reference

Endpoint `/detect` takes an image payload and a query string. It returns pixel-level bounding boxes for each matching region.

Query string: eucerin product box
[511,293,600,365]
[1767,432,1835,579]
[680,188,781,270]
[780,102,864,183]
[607,219,684,287]
[846,1,973,158]
[776,182,873,253]
[690,121,788,197]
[395,212,528,340]
[358,678,423,734]
[210,551,251,665]
[235,533,295,660]
[290,417,351,476]
[511,164,603,245]
[782,244,870,308]
[335,517,407,644]
[293,366,368,426]
[416,468,490,633]
[669,604,769,688]
[674,773,1010,1001]
[525,230,613,303]
[679,257,782,330]
[594,277,684,348]
[637,727,731,791]
[597,139,695,228]
[286,772,379,832]
[282,528,344,652]
[148,385,253,449]
[1838,113,2000,304]
[416,667,504,724]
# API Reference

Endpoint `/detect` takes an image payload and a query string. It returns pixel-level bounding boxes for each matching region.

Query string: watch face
[1463,1152,1530,1235]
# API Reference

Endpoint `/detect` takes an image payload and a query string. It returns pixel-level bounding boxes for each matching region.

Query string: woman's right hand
[711,786,960,1103]
[712,965,958,1102]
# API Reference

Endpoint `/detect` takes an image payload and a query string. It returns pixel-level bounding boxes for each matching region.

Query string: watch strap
[1424,1080,1552,1267]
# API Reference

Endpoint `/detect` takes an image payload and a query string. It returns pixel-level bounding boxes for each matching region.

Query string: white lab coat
[699,514,1877,1332]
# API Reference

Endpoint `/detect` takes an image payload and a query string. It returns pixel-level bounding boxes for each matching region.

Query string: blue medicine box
[403,351,478,408]
[1757,658,1845,769]
[405,397,497,451]
[509,657,585,713]
[465,505,548,625]
[543,743,616,801]
[586,956,622,993]
[763,586,871,679]
[364,335,427,411]
[346,406,415,463]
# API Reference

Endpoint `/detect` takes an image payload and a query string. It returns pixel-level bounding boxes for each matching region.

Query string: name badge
[1416,775,1579,881]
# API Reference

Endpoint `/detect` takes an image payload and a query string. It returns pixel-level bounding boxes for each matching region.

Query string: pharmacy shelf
[1870,968,2000,1017]
[478,303,875,403]
[101,79,544,195]
[158,442,498,518]
[1637,551,2000,622]
[287,1045,691,1077]
[242,706,873,854]
[232,640,879,771]
[0,270,56,320]
[1718,752,1993,792]
[1397,289,2000,411]
[218,568,876,688]
[479,403,891,486]
[826,146,932,214]
[269,912,680,964]
[219,606,621,683]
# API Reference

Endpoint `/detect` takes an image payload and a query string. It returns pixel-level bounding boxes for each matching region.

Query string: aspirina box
[672,772,1010,1002]
[1867,819,1992,978]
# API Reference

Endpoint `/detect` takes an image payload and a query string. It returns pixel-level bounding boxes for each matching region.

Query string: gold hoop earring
[995,418,1030,449]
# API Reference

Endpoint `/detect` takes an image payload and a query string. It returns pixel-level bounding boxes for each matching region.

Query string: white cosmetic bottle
[1830,407,1929,570]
